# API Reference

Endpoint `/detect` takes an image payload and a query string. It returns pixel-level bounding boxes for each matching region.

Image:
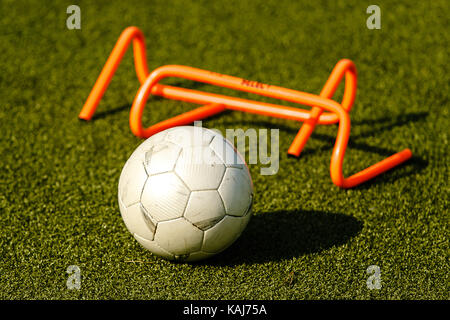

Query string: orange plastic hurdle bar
[79,26,412,188]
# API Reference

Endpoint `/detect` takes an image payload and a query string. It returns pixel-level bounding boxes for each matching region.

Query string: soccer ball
[118,126,253,262]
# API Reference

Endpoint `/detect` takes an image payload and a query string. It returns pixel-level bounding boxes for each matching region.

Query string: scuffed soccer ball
[118,126,253,262]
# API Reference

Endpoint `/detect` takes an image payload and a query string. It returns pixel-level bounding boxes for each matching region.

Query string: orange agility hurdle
[79,26,412,188]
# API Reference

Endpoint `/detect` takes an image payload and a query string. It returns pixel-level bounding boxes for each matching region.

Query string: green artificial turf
[0,0,448,299]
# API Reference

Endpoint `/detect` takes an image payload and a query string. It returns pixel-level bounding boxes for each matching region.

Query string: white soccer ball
[118,126,253,262]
